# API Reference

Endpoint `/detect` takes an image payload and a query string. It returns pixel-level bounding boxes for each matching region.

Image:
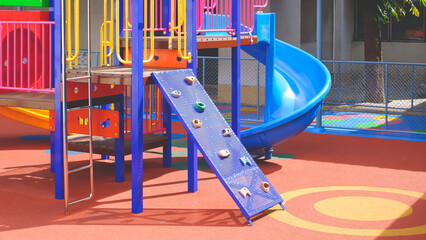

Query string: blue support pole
[187,136,198,192]
[101,104,109,160]
[163,98,172,168]
[231,0,241,138]
[50,131,55,173]
[315,0,323,128]
[52,0,64,200]
[187,0,198,193]
[162,0,171,35]
[131,0,144,214]
[115,94,125,182]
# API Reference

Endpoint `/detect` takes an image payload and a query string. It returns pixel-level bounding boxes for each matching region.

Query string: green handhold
[194,101,206,113]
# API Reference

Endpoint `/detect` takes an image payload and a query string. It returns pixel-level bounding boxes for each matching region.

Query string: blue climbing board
[151,69,284,222]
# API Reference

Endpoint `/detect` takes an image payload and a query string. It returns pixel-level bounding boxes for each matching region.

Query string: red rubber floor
[0,115,425,240]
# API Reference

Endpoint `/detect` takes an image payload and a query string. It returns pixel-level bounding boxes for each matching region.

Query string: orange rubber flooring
[0,115,425,240]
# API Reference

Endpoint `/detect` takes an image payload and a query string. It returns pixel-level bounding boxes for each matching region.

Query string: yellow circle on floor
[314,196,412,221]
[267,186,426,236]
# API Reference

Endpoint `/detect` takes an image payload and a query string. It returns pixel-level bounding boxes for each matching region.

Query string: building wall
[351,42,426,63]
[270,0,301,47]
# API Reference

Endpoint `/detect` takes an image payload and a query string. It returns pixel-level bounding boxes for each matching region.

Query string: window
[355,0,425,42]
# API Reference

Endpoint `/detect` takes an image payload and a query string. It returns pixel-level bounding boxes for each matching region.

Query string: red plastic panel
[64,82,124,102]
[50,108,120,138]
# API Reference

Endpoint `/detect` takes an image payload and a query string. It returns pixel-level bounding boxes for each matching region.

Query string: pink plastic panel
[0,21,54,93]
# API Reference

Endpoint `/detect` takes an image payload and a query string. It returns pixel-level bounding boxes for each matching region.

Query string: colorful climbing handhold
[222,128,232,137]
[260,182,270,193]
[194,101,206,113]
[171,90,181,98]
[192,119,202,128]
[239,188,252,198]
[185,76,197,85]
[240,156,252,166]
[218,149,231,158]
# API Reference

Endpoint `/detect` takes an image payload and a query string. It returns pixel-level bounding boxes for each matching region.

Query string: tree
[360,0,426,103]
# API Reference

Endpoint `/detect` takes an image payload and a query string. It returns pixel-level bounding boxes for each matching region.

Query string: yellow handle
[115,0,132,64]
[100,0,114,66]
[66,0,80,69]
[169,0,192,63]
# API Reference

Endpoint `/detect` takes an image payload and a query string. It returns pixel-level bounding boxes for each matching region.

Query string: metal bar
[87,0,94,204]
[188,0,198,193]
[337,62,341,104]
[61,0,70,215]
[257,60,259,120]
[322,59,426,67]
[66,75,91,81]
[42,24,45,89]
[202,57,205,88]
[410,65,414,110]
[14,24,16,87]
[50,131,55,173]
[163,97,172,168]
[115,94,125,182]
[68,194,93,205]
[188,136,198,192]
[20,24,23,88]
[232,0,241,138]
[384,64,388,130]
[68,164,93,174]
[53,0,65,201]
[315,0,323,128]
[131,0,145,214]
[323,102,426,112]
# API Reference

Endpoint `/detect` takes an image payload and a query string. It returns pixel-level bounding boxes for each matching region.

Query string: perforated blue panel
[151,69,283,219]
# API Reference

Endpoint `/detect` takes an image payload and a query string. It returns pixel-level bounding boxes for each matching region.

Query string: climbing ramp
[151,69,284,225]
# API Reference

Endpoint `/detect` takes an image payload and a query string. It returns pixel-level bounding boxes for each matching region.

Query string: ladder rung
[69,193,93,206]
[68,135,91,142]
[66,75,91,81]
[68,164,92,174]
[67,105,92,111]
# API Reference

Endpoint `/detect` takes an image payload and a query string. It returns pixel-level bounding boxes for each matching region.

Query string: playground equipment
[0,0,331,225]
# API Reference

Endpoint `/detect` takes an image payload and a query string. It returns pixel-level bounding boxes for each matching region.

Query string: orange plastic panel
[123,48,188,68]
[49,108,120,138]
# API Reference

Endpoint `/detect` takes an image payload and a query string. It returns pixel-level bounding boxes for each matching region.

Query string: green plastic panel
[0,0,49,8]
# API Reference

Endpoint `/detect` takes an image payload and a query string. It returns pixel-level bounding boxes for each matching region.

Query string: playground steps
[120,35,257,50]
[151,69,285,225]
[67,66,183,86]
[68,134,168,156]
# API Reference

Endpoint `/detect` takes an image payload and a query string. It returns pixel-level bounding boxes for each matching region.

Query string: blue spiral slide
[240,13,332,155]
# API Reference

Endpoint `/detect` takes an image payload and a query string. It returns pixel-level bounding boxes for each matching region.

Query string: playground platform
[1,114,425,240]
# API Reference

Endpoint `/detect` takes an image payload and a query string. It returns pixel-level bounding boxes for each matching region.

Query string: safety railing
[197,0,268,36]
[0,21,54,92]
[100,0,114,66]
[123,84,165,138]
[101,0,160,66]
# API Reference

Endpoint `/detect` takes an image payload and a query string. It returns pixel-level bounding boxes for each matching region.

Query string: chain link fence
[200,57,425,134]
[321,61,426,134]
[69,53,426,134]
[198,56,266,123]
